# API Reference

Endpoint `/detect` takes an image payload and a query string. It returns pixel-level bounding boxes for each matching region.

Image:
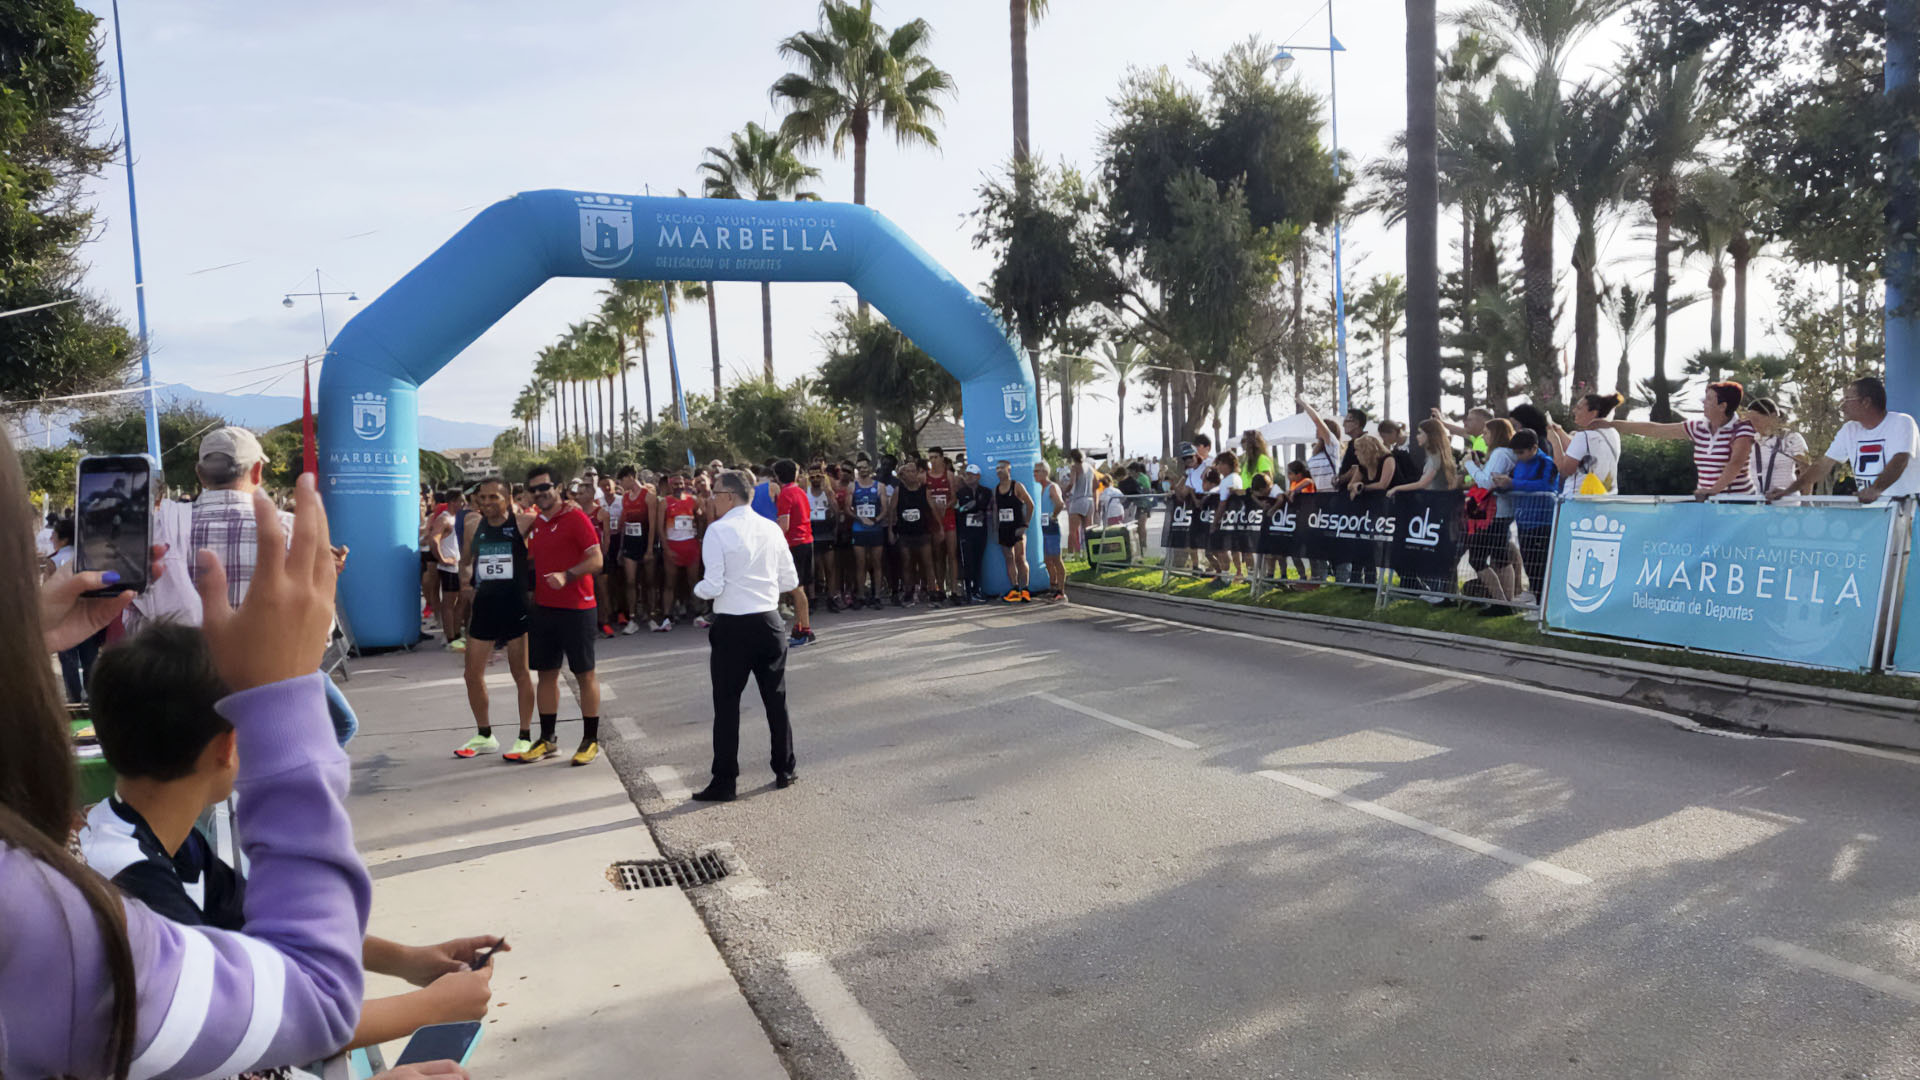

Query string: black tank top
[993,482,1028,529]
[895,484,933,535]
[470,515,529,594]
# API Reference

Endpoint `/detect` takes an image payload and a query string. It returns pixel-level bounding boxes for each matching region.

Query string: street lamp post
[282,270,358,477]
[1273,9,1351,417]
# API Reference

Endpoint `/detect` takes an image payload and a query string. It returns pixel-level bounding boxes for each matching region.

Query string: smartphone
[74,454,154,596]
[469,938,506,970]
[394,1021,483,1066]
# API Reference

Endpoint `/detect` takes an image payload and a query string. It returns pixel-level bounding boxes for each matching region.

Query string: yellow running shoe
[571,741,600,767]
[516,738,557,764]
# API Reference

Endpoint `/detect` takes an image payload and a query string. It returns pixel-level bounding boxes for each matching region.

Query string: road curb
[1072,583,1920,753]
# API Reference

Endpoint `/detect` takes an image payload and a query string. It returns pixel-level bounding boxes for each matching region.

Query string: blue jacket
[1508,454,1559,529]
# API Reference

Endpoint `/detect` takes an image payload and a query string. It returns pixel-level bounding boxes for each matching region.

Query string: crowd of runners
[419,449,1093,764]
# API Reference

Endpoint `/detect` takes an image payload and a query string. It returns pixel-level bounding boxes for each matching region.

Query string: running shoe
[790,627,817,647]
[446,637,466,652]
[600,623,617,639]
[621,620,641,636]
[654,618,673,632]
[891,593,905,608]
[1019,589,1033,603]
[502,737,533,761]
[826,596,843,614]
[516,738,558,763]
[571,741,601,767]
[1003,590,1022,604]
[453,733,498,758]
[694,615,712,629]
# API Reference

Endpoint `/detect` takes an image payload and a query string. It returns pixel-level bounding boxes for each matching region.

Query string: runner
[773,459,817,645]
[849,460,889,609]
[520,464,606,766]
[834,461,858,609]
[1065,449,1095,556]
[660,471,707,631]
[808,467,839,612]
[617,465,659,635]
[428,489,466,651]
[589,475,618,638]
[952,463,989,604]
[1034,461,1068,602]
[453,476,536,760]
[877,453,903,604]
[891,458,942,605]
[992,460,1035,603]
[925,447,956,602]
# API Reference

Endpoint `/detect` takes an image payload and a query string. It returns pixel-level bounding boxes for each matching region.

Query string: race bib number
[1040,512,1053,527]
[624,520,645,538]
[998,507,1015,523]
[857,504,877,521]
[668,514,695,541]
[932,492,949,509]
[903,508,921,523]
[811,505,828,521]
[475,543,513,583]
[965,512,984,529]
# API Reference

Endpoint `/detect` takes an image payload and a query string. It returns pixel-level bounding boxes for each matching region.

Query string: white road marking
[783,951,918,1080]
[1092,609,1920,766]
[644,764,690,804]
[1034,692,1200,750]
[1363,678,1470,706]
[610,716,645,744]
[1256,769,1592,885]
[1749,937,1920,1005]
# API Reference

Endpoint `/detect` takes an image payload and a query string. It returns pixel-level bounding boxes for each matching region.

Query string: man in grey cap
[951,461,990,603]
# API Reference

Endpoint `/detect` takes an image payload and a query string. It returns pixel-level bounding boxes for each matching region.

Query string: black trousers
[958,532,986,597]
[709,611,795,780]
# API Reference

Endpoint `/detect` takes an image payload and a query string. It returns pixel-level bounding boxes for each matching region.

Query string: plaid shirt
[188,488,294,609]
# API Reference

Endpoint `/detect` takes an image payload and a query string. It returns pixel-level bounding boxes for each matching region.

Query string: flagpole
[110,0,159,460]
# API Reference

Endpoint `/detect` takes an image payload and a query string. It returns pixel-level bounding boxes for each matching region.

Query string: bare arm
[456,514,481,588]
[1778,456,1838,501]
[1695,436,1754,499]
[1428,407,1469,440]
[348,967,493,1051]
[1364,458,1398,492]
[1863,453,1913,504]
[1593,419,1688,440]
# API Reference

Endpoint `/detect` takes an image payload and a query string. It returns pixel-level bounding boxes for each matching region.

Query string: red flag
[302,355,318,478]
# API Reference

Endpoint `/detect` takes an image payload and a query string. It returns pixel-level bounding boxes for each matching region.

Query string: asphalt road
[585,599,1920,1080]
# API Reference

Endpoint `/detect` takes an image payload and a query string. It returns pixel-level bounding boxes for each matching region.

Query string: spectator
[1211,451,1246,582]
[1172,440,1209,573]
[1388,419,1459,495]
[1237,428,1275,489]
[1345,435,1397,497]
[35,512,55,558]
[1777,375,1920,504]
[1507,429,1559,602]
[1334,407,1371,490]
[1549,392,1625,495]
[1745,397,1810,500]
[1298,398,1345,491]
[1508,403,1552,446]
[1462,417,1520,610]
[1377,420,1417,489]
[45,518,99,703]
[1280,461,1319,586]
[1593,381,1757,499]
[1433,405,1494,463]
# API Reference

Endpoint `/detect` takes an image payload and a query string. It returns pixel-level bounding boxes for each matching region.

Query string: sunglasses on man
[528,482,556,493]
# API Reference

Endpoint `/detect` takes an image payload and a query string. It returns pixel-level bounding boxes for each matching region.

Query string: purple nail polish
[101,571,121,584]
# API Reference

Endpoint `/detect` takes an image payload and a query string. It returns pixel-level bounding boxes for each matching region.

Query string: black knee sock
[581,716,599,745]
[539,713,556,743]
[477,725,492,739]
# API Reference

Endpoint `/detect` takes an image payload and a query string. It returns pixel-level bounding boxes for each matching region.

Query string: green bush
[1615,434,1695,496]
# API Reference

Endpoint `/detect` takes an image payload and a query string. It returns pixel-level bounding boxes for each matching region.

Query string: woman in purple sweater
[0,454,429,1078]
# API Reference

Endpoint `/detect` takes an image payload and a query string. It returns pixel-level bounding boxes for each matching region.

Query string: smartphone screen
[394,1020,483,1066]
[75,455,153,595]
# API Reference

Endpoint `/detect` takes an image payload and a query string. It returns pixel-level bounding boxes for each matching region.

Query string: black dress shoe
[690,782,736,802]
[775,772,798,790]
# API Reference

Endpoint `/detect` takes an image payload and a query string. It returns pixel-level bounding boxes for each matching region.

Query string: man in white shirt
[1775,376,1920,503]
[689,470,801,803]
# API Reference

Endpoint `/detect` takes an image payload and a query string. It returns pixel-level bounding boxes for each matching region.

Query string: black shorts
[1468,520,1514,571]
[468,588,529,643]
[853,531,884,548]
[897,532,931,549]
[528,605,596,673]
[437,568,460,593]
[997,524,1024,548]
[790,543,814,589]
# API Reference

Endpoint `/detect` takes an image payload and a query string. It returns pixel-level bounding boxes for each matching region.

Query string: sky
[73,0,1761,456]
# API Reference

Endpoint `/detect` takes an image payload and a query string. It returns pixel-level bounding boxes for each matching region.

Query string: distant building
[444,447,494,480]
[917,418,965,459]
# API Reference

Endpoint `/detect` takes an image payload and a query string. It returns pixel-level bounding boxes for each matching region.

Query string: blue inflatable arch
[318,190,1045,647]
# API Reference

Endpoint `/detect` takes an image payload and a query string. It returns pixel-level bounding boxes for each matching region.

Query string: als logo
[351,392,387,442]
[1406,508,1443,548]
[578,194,634,270]
[1564,513,1627,613]
[1170,505,1193,528]
[1269,505,1298,534]
[1002,383,1031,425]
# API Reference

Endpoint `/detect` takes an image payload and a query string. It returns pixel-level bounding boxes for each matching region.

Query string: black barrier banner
[1386,490,1466,583]
[1195,501,1218,550]
[1259,496,1307,558]
[1300,492,1394,565]
[1162,500,1192,550]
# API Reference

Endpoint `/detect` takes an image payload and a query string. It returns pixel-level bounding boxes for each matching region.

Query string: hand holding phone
[74,454,155,596]
[469,937,507,970]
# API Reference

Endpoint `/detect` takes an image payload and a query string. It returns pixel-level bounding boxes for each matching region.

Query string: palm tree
[1351,274,1408,419]
[1404,0,1442,423]
[1557,76,1634,397]
[534,346,566,443]
[599,282,654,448]
[1098,338,1141,458]
[677,279,721,395]
[1674,165,1739,370]
[1600,279,1698,419]
[700,122,824,382]
[1046,351,1100,451]
[1010,0,1048,165]
[1630,50,1711,420]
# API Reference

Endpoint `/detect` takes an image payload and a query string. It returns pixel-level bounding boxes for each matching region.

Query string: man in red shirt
[520,464,606,766]
[774,459,816,646]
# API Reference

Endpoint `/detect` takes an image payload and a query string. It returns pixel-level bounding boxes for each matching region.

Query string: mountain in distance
[164,385,506,451]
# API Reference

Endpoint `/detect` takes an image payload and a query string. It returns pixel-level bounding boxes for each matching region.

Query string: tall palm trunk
[1521,206,1557,404]
[619,335,632,450]
[1473,218,1505,411]
[760,281,776,382]
[575,381,586,446]
[1061,364,1074,451]
[1290,244,1306,404]
[1403,0,1442,427]
[1383,335,1394,420]
[706,283,722,394]
[1707,260,1726,359]
[1116,381,1126,459]
[1650,175,1679,421]
[1461,205,1476,408]
[551,388,561,446]
[638,334,656,433]
[1010,0,1032,164]
[1729,230,1751,361]
[1572,213,1601,396]
[1614,337,1634,419]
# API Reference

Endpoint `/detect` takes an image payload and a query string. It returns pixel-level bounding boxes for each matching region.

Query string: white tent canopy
[1249,411,1321,448]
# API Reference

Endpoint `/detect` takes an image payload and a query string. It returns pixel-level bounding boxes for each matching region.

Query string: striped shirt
[1684,417,1758,495]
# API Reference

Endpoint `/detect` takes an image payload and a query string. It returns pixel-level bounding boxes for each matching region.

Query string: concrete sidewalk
[337,646,788,1078]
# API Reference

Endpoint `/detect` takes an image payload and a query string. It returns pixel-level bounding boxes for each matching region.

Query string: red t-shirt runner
[777,483,813,546]
[926,469,955,530]
[527,505,599,610]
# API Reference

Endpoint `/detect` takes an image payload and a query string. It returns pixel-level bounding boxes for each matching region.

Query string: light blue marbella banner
[1545,499,1899,671]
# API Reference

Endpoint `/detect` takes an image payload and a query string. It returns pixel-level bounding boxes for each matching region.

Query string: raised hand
[195,474,337,692]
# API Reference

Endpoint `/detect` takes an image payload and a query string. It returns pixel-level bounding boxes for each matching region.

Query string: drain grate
[610,853,731,890]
